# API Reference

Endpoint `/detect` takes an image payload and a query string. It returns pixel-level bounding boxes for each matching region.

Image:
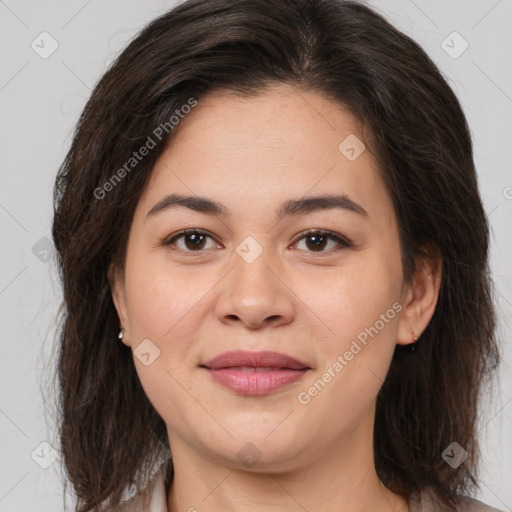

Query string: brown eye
[294,230,351,253]
[162,229,219,252]
[162,228,351,255]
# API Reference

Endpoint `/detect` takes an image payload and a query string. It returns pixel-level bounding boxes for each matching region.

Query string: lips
[201,350,311,396]
[202,350,310,371]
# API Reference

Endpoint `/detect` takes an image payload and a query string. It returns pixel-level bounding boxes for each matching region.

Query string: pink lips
[201,350,310,396]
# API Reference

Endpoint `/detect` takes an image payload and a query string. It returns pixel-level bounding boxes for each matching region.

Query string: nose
[214,247,296,329]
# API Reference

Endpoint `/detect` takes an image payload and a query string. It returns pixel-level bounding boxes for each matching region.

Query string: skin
[111,83,442,512]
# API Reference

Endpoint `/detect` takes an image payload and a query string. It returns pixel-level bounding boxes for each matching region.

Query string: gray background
[0,0,511,510]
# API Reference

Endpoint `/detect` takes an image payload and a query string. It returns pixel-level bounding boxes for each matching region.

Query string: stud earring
[118,327,125,340]
[407,327,419,353]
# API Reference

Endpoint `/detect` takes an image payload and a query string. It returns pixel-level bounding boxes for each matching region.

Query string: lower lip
[204,368,309,395]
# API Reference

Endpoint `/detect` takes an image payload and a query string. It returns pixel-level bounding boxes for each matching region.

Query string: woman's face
[112,84,420,471]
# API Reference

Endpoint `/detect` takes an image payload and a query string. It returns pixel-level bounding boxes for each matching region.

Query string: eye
[292,229,352,253]
[161,228,352,255]
[161,229,220,253]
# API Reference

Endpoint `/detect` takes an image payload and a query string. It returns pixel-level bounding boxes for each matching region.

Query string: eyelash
[161,228,352,256]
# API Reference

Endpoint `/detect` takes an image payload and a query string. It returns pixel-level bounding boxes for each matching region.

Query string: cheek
[305,255,401,345]
[122,258,207,429]
[289,266,400,451]
[123,250,207,343]
[300,252,402,399]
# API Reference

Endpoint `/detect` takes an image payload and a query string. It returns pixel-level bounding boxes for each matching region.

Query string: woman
[51,0,503,511]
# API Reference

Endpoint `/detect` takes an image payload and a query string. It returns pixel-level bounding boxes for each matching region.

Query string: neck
[166,409,408,512]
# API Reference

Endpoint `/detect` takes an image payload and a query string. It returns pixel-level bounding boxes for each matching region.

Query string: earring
[118,327,125,340]
[408,327,419,353]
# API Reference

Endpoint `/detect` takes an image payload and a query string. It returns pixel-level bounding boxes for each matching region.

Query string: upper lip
[201,350,310,370]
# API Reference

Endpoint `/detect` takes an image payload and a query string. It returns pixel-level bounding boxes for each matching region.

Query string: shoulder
[456,495,506,512]
[113,459,170,512]
[410,486,506,512]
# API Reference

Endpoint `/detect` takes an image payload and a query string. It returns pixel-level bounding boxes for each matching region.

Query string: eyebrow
[145,193,369,221]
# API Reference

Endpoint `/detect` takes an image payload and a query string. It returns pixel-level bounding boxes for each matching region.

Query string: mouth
[200,350,311,396]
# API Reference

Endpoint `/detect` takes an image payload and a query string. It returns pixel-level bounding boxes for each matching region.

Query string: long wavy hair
[51,0,500,510]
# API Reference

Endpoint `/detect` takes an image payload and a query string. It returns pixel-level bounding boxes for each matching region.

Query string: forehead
[137,84,391,223]
[167,84,365,159]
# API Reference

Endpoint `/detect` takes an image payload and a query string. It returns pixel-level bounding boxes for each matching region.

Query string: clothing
[115,458,505,512]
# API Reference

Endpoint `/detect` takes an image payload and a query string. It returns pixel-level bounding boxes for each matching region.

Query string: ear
[108,262,132,347]
[397,247,442,346]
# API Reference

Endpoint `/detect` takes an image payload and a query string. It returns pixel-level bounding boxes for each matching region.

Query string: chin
[204,427,306,470]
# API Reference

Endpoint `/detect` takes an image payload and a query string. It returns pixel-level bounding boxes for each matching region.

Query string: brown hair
[51,0,500,510]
